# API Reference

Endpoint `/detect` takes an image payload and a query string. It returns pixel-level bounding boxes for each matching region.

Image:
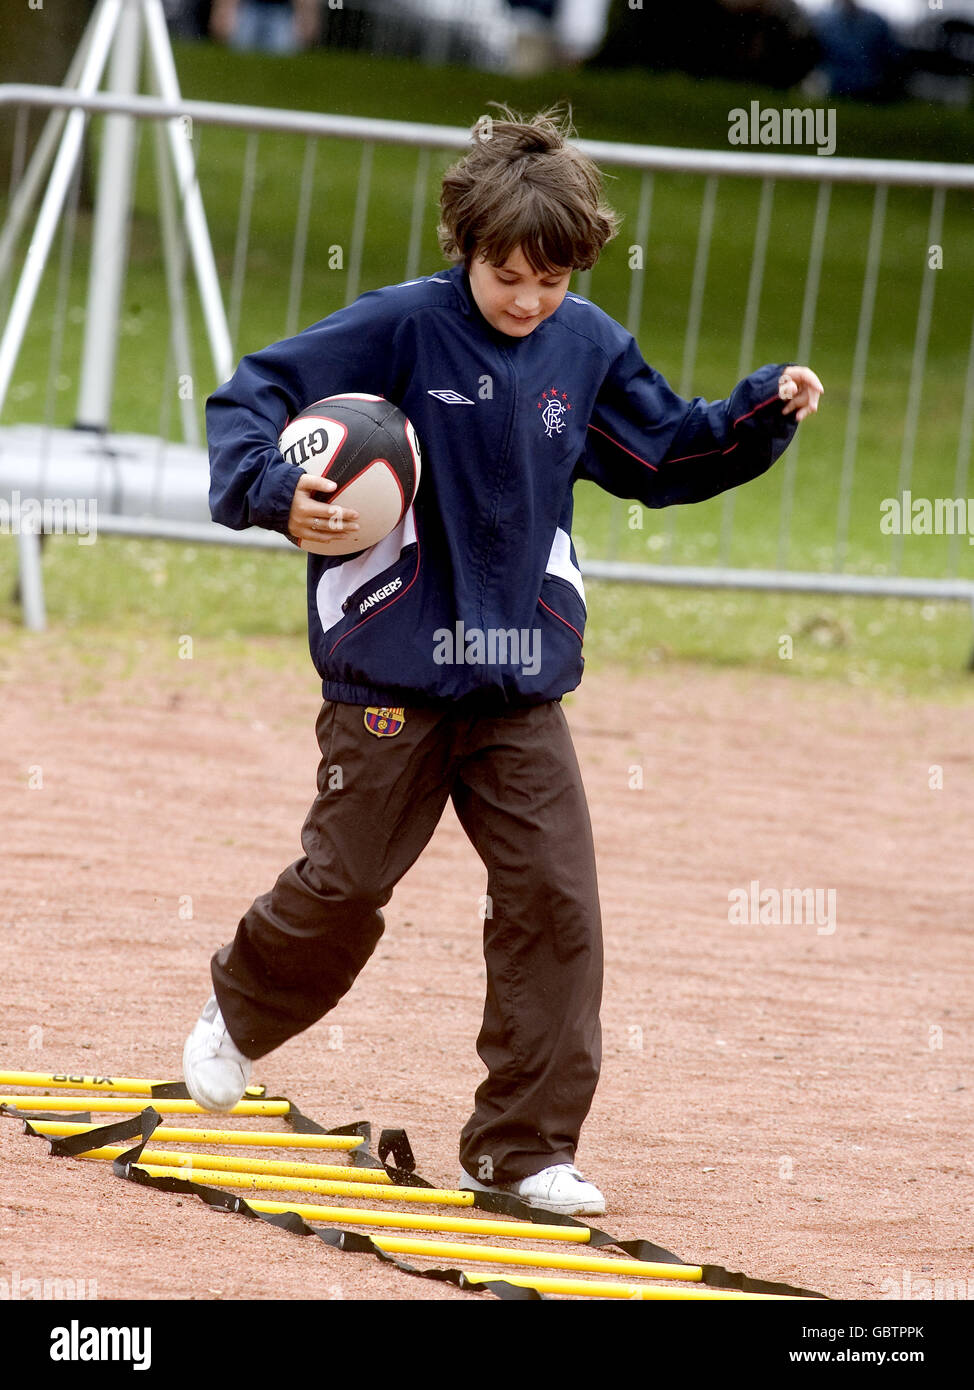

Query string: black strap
[3,1105,94,1124]
[34,1108,159,1159]
[378,1127,415,1173]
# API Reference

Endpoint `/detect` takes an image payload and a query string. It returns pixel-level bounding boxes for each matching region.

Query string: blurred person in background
[210,0,322,55]
[507,0,559,74]
[164,0,212,39]
[508,0,558,20]
[811,0,907,100]
[591,0,820,89]
[554,0,612,64]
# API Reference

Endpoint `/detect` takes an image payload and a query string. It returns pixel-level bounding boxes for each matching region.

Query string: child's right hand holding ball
[287,473,360,547]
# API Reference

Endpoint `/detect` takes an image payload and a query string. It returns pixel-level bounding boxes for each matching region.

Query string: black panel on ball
[290,395,418,506]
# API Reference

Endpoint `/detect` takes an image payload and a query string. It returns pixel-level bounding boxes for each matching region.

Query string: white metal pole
[0,18,96,286]
[75,0,143,430]
[17,521,47,632]
[152,116,199,446]
[141,0,233,385]
[0,0,123,421]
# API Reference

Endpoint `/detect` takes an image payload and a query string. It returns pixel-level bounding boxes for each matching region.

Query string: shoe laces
[530,1163,587,1190]
[199,998,244,1058]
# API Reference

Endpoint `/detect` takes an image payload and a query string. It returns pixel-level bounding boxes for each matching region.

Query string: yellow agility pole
[244,1197,592,1239]
[133,1163,478,1206]
[0,1096,290,1117]
[167,1192,593,1242]
[0,1072,168,1094]
[0,1071,263,1100]
[66,1144,392,1185]
[351,1234,709,1283]
[460,1274,808,1301]
[238,1199,672,1249]
[28,1120,364,1152]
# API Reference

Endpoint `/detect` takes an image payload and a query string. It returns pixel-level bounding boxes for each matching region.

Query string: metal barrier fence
[2,32,974,643]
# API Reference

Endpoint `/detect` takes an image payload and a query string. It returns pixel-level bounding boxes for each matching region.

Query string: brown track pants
[211,698,603,1184]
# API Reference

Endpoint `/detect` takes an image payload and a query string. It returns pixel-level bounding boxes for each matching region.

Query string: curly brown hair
[438,105,620,275]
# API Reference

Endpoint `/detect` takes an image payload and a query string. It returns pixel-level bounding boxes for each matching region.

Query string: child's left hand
[778,365,824,422]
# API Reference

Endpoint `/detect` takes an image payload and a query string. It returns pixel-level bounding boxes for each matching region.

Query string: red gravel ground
[1,635,972,1304]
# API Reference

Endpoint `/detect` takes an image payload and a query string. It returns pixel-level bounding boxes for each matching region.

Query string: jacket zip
[476,344,519,628]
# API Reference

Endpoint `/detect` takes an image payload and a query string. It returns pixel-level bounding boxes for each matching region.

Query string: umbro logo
[427,389,475,405]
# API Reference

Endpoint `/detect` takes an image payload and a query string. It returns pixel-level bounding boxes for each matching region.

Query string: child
[184,108,822,1216]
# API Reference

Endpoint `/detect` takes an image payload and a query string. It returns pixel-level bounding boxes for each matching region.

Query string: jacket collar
[443,260,473,317]
[441,260,553,346]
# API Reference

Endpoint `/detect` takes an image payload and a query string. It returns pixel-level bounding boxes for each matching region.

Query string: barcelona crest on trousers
[364,706,406,738]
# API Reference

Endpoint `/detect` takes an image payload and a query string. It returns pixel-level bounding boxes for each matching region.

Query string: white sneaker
[459,1163,606,1217]
[182,995,252,1112]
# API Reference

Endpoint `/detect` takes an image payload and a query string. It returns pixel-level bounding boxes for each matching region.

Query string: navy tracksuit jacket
[207,261,798,708]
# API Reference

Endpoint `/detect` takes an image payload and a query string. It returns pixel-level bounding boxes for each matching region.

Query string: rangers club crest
[537,387,572,437]
[364,706,406,738]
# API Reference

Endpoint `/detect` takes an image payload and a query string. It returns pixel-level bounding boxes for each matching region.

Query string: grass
[1,43,972,694]
[1,534,970,701]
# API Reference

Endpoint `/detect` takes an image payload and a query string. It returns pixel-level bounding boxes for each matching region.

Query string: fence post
[17,516,46,632]
[75,0,143,431]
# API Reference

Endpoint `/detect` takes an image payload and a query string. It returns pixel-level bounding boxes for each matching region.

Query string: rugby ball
[279,393,421,555]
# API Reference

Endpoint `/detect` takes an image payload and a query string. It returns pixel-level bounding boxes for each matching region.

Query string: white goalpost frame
[0,0,232,630]
[75,0,142,431]
[0,0,123,422]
